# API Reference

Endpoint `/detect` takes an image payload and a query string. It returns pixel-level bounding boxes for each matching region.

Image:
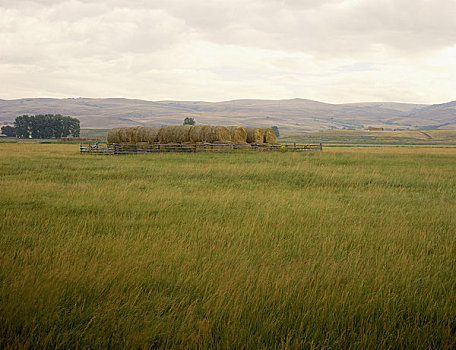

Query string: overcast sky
[1,0,455,103]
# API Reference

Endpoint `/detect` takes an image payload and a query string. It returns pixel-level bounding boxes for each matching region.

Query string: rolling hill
[0,98,455,131]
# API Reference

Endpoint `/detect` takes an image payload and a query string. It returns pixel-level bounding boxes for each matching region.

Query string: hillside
[0,98,455,131]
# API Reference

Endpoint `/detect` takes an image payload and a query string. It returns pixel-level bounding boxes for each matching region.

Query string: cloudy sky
[1,0,455,103]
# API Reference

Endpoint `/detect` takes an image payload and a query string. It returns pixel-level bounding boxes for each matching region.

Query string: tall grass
[1,144,455,348]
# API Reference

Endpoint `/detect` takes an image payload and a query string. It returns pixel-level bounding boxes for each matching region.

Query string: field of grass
[80,128,110,139]
[1,144,456,348]
[0,129,107,144]
[280,129,456,145]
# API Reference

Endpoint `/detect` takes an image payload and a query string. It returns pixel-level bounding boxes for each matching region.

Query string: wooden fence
[80,142,323,155]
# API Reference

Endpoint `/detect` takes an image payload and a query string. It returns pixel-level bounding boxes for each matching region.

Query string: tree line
[2,114,80,138]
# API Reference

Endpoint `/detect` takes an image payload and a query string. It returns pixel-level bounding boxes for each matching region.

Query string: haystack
[158,125,192,143]
[262,127,278,144]
[132,126,158,144]
[205,126,231,143]
[108,126,159,144]
[245,127,263,143]
[129,126,142,143]
[118,127,131,143]
[227,126,247,143]
[158,126,173,144]
[107,128,122,144]
[143,127,159,143]
[132,127,143,143]
[176,125,192,143]
[189,125,211,142]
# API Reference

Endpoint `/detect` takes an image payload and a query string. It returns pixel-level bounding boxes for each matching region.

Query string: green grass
[1,144,456,348]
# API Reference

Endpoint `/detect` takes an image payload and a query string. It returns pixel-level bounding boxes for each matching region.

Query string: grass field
[80,128,110,139]
[280,129,456,145]
[1,144,456,348]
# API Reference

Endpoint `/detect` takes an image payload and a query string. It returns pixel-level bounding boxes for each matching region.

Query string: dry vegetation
[1,144,456,348]
[107,126,277,145]
[280,129,456,145]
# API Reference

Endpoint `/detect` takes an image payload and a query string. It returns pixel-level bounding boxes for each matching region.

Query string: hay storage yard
[107,125,277,145]
[1,143,456,348]
[98,125,286,154]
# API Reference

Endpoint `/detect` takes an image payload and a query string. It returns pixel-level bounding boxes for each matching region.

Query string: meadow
[280,129,456,146]
[1,143,456,348]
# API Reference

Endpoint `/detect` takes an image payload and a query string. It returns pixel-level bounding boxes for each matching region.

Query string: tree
[272,126,280,138]
[183,117,195,125]
[14,115,31,138]
[1,125,16,137]
[14,114,80,139]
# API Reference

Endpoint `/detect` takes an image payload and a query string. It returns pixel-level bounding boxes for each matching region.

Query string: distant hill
[0,97,455,131]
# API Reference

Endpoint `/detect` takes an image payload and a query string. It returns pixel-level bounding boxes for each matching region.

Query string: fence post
[319,143,322,151]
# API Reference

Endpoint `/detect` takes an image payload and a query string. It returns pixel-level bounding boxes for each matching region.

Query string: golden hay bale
[133,127,147,143]
[158,125,232,143]
[122,127,139,143]
[189,125,211,142]
[158,126,174,144]
[143,127,159,143]
[117,127,132,143]
[262,127,278,144]
[129,126,142,143]
[205,126,231,143]
[174,125,192,143]
[227,126,247,143]
[245,127,263,143]
[133,126,159,143]
[107,128,122,144]
[158,126,192,144]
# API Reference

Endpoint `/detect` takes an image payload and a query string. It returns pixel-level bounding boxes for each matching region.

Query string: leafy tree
[14,114,80,139]
[1,125,16,137]
[183,117,195,125]
[272,126,280,138]
[14,115,31,138]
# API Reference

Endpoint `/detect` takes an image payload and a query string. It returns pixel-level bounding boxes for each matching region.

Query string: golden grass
[1,143,456,348]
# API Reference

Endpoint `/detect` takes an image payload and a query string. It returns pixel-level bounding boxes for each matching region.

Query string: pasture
[1,143,455,348]
[280,129,456,146]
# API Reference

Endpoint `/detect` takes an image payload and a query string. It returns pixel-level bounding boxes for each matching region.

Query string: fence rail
[80,142,323,154]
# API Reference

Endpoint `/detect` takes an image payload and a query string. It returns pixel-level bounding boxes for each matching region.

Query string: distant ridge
[1,97,455,131]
